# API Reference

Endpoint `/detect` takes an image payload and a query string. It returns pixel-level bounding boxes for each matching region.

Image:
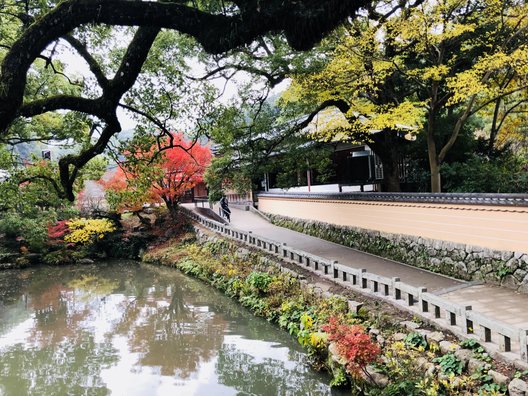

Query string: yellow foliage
[68,275,119,300]
[64,218,116,245]
[421,65,451,81]
[300,312,314,330]
[309,331,328,349]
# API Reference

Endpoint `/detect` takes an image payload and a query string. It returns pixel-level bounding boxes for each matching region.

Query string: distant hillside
[12,129,135,162]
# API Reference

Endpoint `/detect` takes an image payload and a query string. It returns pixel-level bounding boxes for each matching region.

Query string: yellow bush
[64,218,116,244]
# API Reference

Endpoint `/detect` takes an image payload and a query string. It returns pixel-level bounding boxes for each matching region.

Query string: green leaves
[433,353,464,376]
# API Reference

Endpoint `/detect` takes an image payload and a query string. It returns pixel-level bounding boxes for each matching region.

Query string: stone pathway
[198,205,528,330]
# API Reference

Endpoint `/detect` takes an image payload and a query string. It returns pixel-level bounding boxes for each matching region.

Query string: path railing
[194,197,211,208]
[183,207,528,362]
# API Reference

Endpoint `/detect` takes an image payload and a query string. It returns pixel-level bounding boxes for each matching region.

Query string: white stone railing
[184,207,528,363]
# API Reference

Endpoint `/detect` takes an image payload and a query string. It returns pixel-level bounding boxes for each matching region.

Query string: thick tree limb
[0,0,366,132]
[54,27,161,201]
[18,175,65,199]
[63,35,109,90]
[295,99,352,131]
[20,96,106,119]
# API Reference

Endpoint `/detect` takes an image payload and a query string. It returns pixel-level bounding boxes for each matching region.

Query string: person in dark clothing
[219,196,231,222]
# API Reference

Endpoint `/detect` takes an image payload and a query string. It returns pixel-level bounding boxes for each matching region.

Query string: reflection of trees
[26,275,120,348]
[68,275,119,299]
[29,282,86,347]
[216,344,331,396]
[0,335,118,395]
[0,260,339,395]
[114,273,227,378]
[0,268,33,304]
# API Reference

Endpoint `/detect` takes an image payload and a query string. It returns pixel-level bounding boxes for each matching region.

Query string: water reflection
[0,261,342,395]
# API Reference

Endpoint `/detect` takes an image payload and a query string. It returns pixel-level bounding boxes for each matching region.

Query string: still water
[0,261,343,395]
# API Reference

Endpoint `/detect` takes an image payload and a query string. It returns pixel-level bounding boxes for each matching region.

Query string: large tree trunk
[426,101,442,193]
[429,161,442,193]
[427,126,442,192]
[163,198,180,218]
[368,129,406,192]
[381,159,402,192]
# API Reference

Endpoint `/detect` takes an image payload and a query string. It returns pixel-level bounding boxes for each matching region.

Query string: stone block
[508,378,528,396]
[518,275,528,294]
[400,320,421,331]
[444,257,455,266]
[369,328,380,336]
[427,248,437,256]
[454,349,473,367]
[515,269,528,282]
[502,274,519,289]
[474,270,485,281]
[347,300,363,314]
[393,333,407,342]
[328,343,346,365]
[518,283,528,294]
[361,367,389,388]
[488,370,509,386]
[430,258,442,268]
[467,358,485,374]
[416,329,432,339]
[428,331,445,343]
[455,262,468,274]
[439,340,460,354]
[484,272,500,284]
[452,249,468,262]
[416,357,429,370]
[425,363,436,377]
[506,257,520,270]
[444,242,456,252]
[514,251,525,259]
[467,261,480,274]
[480,263,493,274]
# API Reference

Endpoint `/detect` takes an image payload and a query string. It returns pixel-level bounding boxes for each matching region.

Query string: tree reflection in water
[0,261,339,395]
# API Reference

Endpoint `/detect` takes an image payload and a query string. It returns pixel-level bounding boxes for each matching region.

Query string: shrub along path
[190,204,528,331]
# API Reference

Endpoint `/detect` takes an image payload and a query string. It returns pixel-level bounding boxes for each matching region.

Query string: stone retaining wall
[267,214,528,293]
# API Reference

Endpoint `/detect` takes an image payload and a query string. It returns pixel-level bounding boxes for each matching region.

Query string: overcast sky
[60,42,288,132]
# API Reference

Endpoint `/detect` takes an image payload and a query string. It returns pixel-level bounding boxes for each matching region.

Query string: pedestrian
[219,195,231,222]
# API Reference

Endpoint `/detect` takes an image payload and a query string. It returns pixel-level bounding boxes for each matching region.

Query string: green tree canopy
[0,0,367,201]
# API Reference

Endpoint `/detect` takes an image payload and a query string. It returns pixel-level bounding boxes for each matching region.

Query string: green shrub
[404,332,428,350]
[246,271,273,293]
[0,212,51,252]
[433,353,464,375]
[43,249,75,265]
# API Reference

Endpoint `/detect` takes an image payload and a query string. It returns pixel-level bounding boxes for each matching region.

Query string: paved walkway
[193,205,528,330]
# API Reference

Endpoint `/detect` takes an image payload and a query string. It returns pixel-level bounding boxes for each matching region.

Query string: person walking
[219,196,231,222]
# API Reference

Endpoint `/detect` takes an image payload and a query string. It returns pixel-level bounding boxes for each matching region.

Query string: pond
[0,261,345,395]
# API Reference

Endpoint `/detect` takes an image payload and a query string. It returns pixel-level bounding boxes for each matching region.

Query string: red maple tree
[101,132,211,216]
[322,316,381,378]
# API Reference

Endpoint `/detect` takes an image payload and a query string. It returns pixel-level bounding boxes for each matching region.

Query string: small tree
[102,132,211,217]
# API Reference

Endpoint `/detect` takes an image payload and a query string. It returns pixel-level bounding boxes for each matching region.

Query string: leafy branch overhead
[0,0,367,201]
